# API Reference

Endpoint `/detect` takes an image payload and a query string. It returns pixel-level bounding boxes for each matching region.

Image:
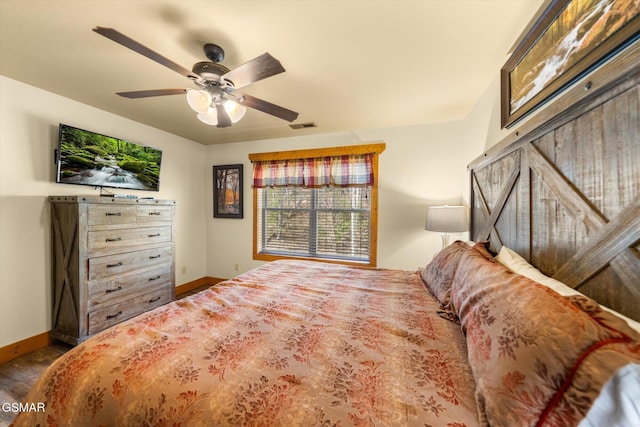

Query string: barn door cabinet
[50,196,176,345]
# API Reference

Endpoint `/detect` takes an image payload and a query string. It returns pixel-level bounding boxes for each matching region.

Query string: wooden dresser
[50,196,176,345]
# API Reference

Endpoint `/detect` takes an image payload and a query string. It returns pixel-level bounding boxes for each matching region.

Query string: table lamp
[425,205,468,248]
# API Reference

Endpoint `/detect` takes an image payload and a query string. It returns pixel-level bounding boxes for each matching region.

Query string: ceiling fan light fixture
[93,28,298,129]
[186,89,212,114]
[197,107,219,126]
[224,100,247,123]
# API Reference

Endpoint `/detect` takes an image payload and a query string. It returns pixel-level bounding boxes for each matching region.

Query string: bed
[14,259,482,426]
[13,23,640,427]
[12,251,640,427]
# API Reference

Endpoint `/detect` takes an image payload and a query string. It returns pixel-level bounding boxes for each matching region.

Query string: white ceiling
[0,0,544,145]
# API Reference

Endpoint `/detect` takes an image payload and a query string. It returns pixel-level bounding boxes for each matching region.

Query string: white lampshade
[224,100,247,123]
[186,89,212,114]
[425,205,468,249]
[425,205,468,232]
[197,107,218,125]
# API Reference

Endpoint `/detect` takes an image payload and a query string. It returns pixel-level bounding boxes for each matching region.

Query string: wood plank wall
[468,40,640,321]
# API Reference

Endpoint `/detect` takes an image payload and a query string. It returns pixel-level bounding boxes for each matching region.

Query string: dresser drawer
[137,205,173,222]
[88,287,173,335]
[88,205,137,225]
[88,226,172,253]
[88,265,172,308]
[88,245,172,280]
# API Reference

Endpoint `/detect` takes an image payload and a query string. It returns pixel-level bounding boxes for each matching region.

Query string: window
[257,186,371,262]
[250,143,385,267]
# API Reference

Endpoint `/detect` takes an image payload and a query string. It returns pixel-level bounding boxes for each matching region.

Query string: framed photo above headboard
[501,0,640,128]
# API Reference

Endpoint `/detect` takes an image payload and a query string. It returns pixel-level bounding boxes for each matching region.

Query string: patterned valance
[252,153,374,188]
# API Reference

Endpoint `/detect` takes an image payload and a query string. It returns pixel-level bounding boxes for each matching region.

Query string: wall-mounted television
[56,124,162,191]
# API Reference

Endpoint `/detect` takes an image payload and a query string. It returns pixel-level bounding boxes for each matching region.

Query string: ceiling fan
[92,26,299,128]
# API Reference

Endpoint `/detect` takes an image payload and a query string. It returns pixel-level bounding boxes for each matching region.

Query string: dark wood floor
[0,285,209,426]
[0,343,71,426]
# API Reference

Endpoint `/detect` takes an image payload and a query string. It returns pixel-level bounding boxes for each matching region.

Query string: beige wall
[460,75,513,204]
[205,121,468,279]
[0,76,208,347]
[0,71,506,347]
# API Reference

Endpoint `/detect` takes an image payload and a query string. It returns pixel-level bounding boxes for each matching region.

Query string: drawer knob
[148,276,161,282]
[105,212,122,216]
[148,212,161,216]
[106,237,122,242]
[148,233,161,238]
[106,310,123,320]
[106,262,123,268]
[148,296,161,303]
[106,286,123,293]
[149,254,161,259]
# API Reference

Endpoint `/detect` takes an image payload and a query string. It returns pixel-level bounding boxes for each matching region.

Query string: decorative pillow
[496,245,640,333]
[421,241,492,305]
[451,248,640,427]
[420,240,470,304]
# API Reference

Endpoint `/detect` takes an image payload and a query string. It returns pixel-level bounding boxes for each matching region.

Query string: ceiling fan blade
[222,53,285,89]
[239,94,299,122]
[216,104,232,128]
[116,89,187,98]
[93,27,201,81]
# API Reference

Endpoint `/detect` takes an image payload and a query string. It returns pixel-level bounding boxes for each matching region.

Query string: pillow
[420,240,470,304]
[495,245,582,297]
[451,248,640,427]
[578,363,640,427]
[496,245,640,333]
[420,241,491,305]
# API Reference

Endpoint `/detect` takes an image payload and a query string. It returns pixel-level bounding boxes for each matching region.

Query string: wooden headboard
[468,38,640,322]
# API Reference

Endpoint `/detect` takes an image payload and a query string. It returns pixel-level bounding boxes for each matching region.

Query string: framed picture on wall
[213,164,243,218]
[501,0,640,128]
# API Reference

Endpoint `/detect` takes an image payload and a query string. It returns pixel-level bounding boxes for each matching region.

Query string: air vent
[289,122,317,130]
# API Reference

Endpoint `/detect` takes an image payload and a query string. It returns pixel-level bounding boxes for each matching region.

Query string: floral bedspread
[14,260,479,427]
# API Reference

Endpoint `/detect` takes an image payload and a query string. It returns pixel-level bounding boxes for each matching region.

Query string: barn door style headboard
[468,39,640,321]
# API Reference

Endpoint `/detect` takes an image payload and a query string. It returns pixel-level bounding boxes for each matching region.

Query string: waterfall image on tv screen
[56,124,162,191]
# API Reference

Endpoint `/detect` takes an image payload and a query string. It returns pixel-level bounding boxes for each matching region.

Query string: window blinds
[257,186,371,261]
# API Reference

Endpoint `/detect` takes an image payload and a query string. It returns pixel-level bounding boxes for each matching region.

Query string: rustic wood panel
[51,202,80,337]
[602,86,640,219]
[471,150,520,254]
[469,41,640,322]
[553,200,640,286]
